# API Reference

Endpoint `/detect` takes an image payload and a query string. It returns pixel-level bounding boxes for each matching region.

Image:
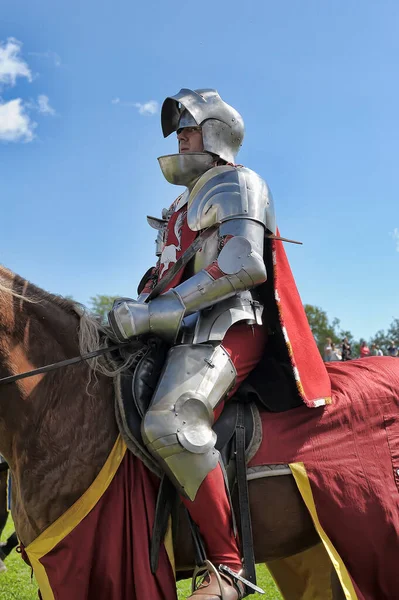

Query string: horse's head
[0,268,74,455]
[0,266,122,462]
[0,265,79,374]
[0,265,126,544]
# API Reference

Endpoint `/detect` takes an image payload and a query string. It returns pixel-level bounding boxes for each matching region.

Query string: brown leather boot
[187,563,246,600]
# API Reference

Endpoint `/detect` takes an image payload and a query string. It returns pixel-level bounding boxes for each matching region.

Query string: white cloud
[0,98,36,142]
[0,38,32,86]
[0,39,56,143]
[37,94,55,115]
[390,228,399,252]
[134,100,159,115]
[112,97,159,115]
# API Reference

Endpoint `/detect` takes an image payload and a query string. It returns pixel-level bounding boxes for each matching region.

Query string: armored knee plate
[142,343,236,500]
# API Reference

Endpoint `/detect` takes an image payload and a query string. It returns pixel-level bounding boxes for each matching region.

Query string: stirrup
[192,561,229,599]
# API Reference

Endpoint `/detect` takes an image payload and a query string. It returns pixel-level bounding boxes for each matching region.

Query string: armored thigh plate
[142,343,237,500]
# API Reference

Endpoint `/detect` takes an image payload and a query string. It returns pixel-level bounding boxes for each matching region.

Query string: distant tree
[304,304,340,355]
[387,318,399,345]
[88,295,119,323]
[339,329,356,345]
[368,320,399,355]
[303,305,359,358]
[369,329,389,355]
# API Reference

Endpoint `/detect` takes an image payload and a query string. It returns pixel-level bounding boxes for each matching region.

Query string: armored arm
[109,167,275,343]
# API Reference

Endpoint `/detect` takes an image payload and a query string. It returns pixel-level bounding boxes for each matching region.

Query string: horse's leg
[0,513,7,537]
[331,567,346,600]
[0,476,8,574]
[247,476,320,561]
[0,532,18,558]
[0,474,8,539]
[175,474,320,571]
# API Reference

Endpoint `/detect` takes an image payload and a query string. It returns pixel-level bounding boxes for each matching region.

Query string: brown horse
[0,265,349,599]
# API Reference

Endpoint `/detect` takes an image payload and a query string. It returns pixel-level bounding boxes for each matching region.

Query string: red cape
[271,235,331,407]
[248,235,332,410]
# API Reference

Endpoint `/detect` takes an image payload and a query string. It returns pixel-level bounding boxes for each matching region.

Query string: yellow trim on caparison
[165,515,175,575]
[26,435,127,600]
[289,462,358,600]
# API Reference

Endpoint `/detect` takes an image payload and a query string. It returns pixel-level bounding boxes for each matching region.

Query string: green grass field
[0,518,282,599]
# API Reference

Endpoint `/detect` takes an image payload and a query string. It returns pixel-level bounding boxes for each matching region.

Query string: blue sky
[0,0,398,341]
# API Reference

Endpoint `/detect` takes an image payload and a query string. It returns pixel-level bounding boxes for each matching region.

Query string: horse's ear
[137,267,156,295]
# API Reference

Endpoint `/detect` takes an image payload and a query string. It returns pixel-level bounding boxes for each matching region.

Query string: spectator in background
[324,337,333,362]
[360,341,371,358]
[330,342,342,361]
[371,343,383,356]
[388,341,398,357]
[342,337,352,361]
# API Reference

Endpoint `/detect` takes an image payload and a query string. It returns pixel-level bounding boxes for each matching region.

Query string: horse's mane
[77,306,140,377]
[0,265,137,377]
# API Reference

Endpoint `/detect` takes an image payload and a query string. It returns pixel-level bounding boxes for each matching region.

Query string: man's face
[177,126,204,153]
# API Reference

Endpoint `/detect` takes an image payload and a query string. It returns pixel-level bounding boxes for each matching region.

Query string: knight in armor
[108,88,330,599]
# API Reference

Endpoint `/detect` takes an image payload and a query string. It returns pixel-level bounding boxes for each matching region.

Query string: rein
[0,342,131,386]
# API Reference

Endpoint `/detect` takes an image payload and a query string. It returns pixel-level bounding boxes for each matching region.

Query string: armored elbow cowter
[109,236,266,343]
[147,235,266,342]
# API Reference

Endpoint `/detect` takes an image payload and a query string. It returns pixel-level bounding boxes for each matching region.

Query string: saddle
[115,338,262,472]
[114,336,263,585]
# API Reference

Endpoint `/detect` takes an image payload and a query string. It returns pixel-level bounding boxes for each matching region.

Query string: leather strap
[145,225,218,302]
[0,342,136,386]
[187,510,208,567]
[235,403,256,586]
[150,474,176,573]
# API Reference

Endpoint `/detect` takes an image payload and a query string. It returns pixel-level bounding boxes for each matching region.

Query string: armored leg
[142,343,236,501]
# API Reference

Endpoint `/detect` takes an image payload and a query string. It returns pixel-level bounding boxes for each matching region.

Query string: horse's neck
[12,371,117,545]
[0,291,118,545]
